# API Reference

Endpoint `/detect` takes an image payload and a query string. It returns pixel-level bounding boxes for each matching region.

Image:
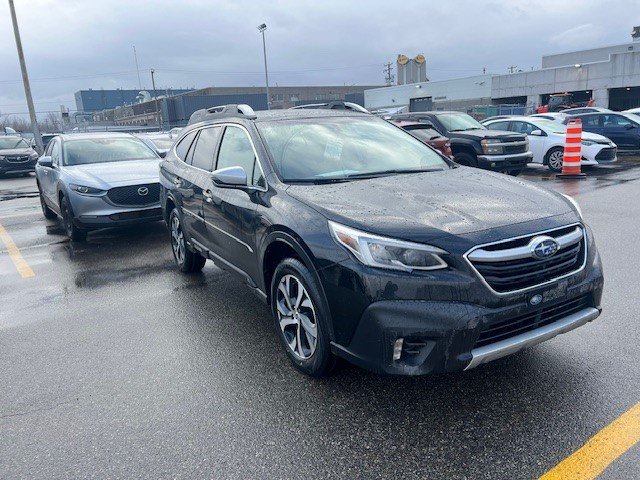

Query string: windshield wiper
[448,127,479,132]
[345,168,444,179]
[285,177,351,185]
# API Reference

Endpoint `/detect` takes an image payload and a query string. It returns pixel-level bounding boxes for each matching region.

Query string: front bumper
[0,159,37,174]
[322,221,604,375]
[67,189,162,230]
[477,152,533,170]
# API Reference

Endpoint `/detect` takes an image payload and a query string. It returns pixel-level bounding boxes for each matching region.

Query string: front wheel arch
[260,232,335,342]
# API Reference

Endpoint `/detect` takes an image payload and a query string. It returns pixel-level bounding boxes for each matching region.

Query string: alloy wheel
[549,150,564,170]
[170,214,185,265]
[276,274,318,359]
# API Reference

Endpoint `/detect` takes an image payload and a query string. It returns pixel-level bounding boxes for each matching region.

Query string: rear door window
[189,127,221,171]
[175,131,197,162]
[486,121,511,131]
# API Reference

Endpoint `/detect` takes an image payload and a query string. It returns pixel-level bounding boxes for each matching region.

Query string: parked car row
[482,116,617,171]
[31,104,604,378]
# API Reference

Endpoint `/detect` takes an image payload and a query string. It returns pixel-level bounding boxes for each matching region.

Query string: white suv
[482,116,617,172]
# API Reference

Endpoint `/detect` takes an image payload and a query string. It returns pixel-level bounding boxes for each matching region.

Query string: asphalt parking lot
[1,160,639,479]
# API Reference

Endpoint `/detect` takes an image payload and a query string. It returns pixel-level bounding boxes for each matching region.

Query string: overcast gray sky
[1,0,639,116]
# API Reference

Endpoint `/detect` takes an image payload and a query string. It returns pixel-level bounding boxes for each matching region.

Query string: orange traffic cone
[557,119,586,179]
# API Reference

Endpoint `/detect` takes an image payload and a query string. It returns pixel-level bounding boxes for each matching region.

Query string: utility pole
[8,0,43,153]
[257,24,270,110]
[150,69,162,130]
[383,62,394,86]
[133,45,142,90]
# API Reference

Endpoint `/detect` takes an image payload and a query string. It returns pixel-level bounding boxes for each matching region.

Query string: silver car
[35,133,162,241]
[0,135,39,176]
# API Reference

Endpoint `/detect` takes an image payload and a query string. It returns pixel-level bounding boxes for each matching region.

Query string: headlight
[328,221,448,272]
[561,193,583,220]
[69,184,106,195]
[581,140,595,146]
[480,139,504,155]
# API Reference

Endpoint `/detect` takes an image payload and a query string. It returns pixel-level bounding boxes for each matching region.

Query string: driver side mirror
[38,156,53,168]
[211,166,248,189]
[530,129,544,136]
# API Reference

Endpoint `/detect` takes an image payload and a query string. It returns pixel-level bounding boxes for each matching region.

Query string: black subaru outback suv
[160,104,603,377]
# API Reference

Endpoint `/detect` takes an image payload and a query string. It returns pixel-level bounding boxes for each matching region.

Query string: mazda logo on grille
[531,236,559,259]
[137,187,149,196]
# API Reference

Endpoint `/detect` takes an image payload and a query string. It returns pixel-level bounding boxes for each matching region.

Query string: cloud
[0,0,638,116]
[549,24,604,48]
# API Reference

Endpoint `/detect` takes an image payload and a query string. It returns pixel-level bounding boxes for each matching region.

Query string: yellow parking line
[540,402,640,480]
[0,222,34,278]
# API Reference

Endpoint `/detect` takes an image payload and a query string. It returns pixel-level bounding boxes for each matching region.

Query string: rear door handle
[203,189,213,203]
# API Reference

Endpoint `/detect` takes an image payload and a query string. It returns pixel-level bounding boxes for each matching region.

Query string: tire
[270,258,335,377]
[453,151,477,168]
[546,147,564,172]
[38,185,57,219]
[60,195,87,242]
[169,208,206,273]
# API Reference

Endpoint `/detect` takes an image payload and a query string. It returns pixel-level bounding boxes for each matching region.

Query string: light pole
[8,0,43,153]
[150,69,162,130]
[257,23,270,110]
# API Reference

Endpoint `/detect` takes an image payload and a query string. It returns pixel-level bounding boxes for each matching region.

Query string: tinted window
[576,115,600,127]
[435,113,485,131]
[216,126,263,186]
[602,114,635,127]
[190,127,221,171]
[175,131,197,161]
[486,121,511,131]
[510,121,538,134]
[63,137,157,166]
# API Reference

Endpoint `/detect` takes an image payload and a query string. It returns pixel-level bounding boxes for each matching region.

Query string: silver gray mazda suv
[35,132,162,241]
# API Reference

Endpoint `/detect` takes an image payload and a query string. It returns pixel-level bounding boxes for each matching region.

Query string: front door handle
[203,189,213,203]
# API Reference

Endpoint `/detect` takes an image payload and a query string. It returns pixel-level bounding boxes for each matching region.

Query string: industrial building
[90,85,379,128]
[365,31,640,113]
[75,89,193,112]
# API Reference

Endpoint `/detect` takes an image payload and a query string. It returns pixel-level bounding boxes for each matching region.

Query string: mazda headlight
[561,193,583,220]
[69,184,106,195]
[329,221,448,271]
[480,138,504,155]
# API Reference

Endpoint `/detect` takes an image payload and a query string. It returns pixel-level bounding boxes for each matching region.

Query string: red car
[389,120,453,158]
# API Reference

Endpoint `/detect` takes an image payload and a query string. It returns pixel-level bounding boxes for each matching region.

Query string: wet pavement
[1,164,639,479]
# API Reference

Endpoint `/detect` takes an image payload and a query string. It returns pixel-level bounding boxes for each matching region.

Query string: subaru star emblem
[531,236,559,259]
[530,294,543,306]
[137,187,149,196]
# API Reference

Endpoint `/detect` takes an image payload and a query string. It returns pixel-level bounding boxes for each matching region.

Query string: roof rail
[187,104,257,125]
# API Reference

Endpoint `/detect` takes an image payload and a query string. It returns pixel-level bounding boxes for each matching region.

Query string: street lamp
[257,23,270,110]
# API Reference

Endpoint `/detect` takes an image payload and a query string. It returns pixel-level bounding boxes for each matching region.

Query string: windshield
[257,116,449,182]
[534,119,567,134]
[63,137,158,166]
[436,113,485,132]
[405,127,441,141]
[0,137,30,149]
[147,138,174,150]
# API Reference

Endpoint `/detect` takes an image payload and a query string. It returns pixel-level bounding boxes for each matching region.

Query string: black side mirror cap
[211,166,248,189]
[38,156,53,168]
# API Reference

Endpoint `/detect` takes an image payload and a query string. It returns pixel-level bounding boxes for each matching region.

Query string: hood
[581,131,613,144]
[64,159,161,189]
[0,148,36,156]
[286,167,574,242]
[448,129,525,141]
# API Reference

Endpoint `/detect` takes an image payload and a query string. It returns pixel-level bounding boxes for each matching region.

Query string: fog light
[393,338,404,361]
[491,162,496,167]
